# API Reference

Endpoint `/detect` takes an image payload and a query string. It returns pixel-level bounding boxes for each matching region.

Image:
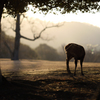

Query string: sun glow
[26,5,100,27]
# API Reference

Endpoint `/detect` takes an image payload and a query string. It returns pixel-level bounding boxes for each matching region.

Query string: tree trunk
[0,26,1,84]
[12,14,21,60]
[0,0,5,84]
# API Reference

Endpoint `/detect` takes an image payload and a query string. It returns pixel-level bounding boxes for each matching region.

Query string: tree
[0,0,100,60]
[2,14,63,60]
[1,31,38,59]
[0,0,100,84]
[35,44,60,61]
[1,0,100,21]
[3,0,100,15]
[1,0,100,60]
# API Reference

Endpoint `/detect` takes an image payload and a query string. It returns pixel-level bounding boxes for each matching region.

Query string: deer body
[65,43,85,75]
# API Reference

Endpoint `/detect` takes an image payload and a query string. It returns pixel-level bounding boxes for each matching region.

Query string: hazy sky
[26,5,100,28]
[1,6,100,49]
[27,12,100,28]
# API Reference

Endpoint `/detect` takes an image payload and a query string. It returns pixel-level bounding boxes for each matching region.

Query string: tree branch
[10,26,16,32]
[6,17,16,32]
[20,35,40,41]
[20,14,27,25]
[39,22,64,37]
[3,41,13,55]
[21,22,64,41]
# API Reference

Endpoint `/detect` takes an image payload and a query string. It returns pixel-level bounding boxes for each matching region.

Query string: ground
[0,59,100,100]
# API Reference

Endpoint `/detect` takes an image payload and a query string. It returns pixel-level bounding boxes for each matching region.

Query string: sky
[1,5,100,50]
[26,5,100,28]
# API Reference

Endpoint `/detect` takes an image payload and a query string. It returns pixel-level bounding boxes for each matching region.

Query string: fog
[2,18,100,50]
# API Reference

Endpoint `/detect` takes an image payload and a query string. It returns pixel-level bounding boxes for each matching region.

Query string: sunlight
[26,5,63,23]
[26,10,34,18]
[26,5,100,27]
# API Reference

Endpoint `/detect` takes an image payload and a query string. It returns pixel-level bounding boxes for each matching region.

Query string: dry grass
[0,59,100,100]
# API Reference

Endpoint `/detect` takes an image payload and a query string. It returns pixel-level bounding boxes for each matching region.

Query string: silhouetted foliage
[3,0,100,16]
[0,31,38,59]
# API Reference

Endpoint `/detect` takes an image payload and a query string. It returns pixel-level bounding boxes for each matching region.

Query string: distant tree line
[1,31,100,62]
[58,45,100,62]
[35,44,61,61]
[84,50,100,62]
[35,44,100,62]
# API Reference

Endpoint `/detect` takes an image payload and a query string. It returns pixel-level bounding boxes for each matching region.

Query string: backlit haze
[1,5,100,50]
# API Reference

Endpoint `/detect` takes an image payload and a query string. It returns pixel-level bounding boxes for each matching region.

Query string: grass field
[0,59,100,100]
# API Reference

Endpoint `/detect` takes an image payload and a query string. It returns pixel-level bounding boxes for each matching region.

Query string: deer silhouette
[64,43,85,76]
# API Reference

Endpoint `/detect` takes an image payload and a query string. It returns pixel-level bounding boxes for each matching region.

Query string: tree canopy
[3,0,100,16]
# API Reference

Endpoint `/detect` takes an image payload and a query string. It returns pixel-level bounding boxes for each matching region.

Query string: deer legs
[74,59,84,76]
[80,59,84,76]
[74,59,77,76]
[66,59,78,75]
[66,58,84,76]
[66,59,71,74]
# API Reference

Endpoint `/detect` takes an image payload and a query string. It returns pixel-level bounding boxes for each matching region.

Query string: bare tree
[2,14,64,60]
[21,21,64,41]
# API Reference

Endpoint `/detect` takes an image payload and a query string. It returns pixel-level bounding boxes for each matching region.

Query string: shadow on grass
[1,68,100,100]
[0,79,92,100]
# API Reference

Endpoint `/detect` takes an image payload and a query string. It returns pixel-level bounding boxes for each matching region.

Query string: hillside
[19,22,100,49]
[0,31,38,59]
[35,44,61,61]
[1,30,100,62]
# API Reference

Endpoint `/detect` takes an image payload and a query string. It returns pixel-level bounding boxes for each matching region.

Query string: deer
[64,43,85,76]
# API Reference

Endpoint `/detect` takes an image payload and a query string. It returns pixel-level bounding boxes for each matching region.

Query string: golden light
[26,5,100,27]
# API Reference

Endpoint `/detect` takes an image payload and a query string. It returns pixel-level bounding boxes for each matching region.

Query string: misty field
[0,59,100,100]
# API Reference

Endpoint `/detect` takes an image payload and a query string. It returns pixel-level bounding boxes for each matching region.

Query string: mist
[20,21,100,50]
[2,18,100,50]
